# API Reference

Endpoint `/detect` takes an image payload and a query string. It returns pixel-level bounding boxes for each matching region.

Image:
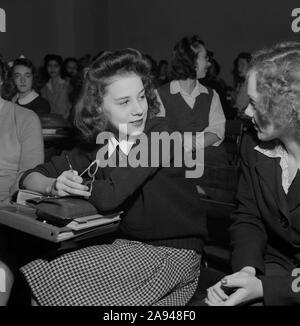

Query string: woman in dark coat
[206,42,300,306]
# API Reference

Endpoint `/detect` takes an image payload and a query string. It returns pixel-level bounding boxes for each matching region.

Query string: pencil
[65,154,74,173]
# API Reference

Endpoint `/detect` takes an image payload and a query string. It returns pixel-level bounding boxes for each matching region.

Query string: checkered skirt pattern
[20,239,201,306]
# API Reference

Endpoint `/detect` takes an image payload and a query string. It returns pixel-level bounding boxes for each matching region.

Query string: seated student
[156,36,228,200]
[156,36,226,164]
[62,57,80,81]
[206,42,300,306]
[41,54,71,119]
[9,58,51,116]
[0,59,44,202]
[156,59,170,87]
[0,59,44,306]
[19,49,206,306]
[231,52,252,119]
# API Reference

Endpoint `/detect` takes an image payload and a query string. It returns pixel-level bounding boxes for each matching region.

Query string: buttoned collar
[255,143,289,193]
[13,90,39,105]
[254,143,287,159]
[170,80,209,99]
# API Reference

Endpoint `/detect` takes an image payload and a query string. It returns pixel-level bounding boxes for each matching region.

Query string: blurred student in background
[41,54,71,119]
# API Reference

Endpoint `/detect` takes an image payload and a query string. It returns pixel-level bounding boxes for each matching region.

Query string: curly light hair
[249,42,300,131]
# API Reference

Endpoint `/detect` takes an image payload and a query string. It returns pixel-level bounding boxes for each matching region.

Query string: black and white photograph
[0,0,300,310]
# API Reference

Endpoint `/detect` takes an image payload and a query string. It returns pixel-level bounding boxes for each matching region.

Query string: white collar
[107,137,135,157]
[255,143,289,193]
[13,90,39,105]
[254,143,287,159]
[170,80,209,98]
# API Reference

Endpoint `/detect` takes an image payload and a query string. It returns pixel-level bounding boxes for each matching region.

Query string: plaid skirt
[20,239,201,306]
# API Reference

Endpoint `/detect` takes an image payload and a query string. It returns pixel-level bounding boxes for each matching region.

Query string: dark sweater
[20,117,207,253]
[17,96,51,116]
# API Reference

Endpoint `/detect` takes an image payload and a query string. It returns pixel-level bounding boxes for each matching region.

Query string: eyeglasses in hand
[79,160,100,193]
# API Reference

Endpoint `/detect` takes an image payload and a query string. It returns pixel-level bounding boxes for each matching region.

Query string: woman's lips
[253,121,261,132]
[130,118,144,127]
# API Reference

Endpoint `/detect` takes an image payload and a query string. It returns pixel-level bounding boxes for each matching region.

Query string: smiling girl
[18,49,207,306]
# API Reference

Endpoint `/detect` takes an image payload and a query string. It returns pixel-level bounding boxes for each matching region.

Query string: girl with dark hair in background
[156,59,170,87]
[231,52,252,118]
[9,58,50,116]
[62,57,79,81]
[157,35,226,155]
[156,35,227,199]
[41,54,71,119]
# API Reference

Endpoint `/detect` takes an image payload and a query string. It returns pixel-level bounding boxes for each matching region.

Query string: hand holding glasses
[79,160,100,194]
[61,155,99,193]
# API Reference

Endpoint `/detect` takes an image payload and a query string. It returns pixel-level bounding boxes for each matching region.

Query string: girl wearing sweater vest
[19,49,206,306]
[157,35,226,155]
[157,36,227,200]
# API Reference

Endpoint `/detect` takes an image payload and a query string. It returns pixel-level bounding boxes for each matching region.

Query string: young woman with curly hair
[18,48,207,306]
[206,42,300,306]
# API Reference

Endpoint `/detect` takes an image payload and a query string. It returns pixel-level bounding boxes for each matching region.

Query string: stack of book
[0,190,121,242]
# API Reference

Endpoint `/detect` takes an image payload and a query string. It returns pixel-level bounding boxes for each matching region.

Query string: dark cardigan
[231,132,300,305]
[17,95,51,116]
[20,117,207,253]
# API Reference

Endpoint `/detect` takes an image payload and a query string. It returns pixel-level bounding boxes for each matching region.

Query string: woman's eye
[120,100,129,105]
[139,94,146,100]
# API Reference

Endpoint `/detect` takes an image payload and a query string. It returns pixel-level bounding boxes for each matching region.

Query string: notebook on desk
[1,192,121,242]
[14,189,42,205]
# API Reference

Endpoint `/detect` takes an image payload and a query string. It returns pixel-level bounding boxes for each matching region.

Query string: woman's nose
[132,101,144,115]
[244,104,254,117]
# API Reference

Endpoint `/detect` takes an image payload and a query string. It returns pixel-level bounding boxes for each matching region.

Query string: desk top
[43,134,70,142]
[0,203,120,243]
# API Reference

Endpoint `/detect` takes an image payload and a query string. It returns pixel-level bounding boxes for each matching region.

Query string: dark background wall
[0,0,109,66]
[0,0,299,83]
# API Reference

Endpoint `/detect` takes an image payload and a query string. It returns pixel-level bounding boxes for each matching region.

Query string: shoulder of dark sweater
[156,82,170,93]
[144,116,175,134]
[240,130,280,164]
[32,95,50,107]
[22,95,51,114]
